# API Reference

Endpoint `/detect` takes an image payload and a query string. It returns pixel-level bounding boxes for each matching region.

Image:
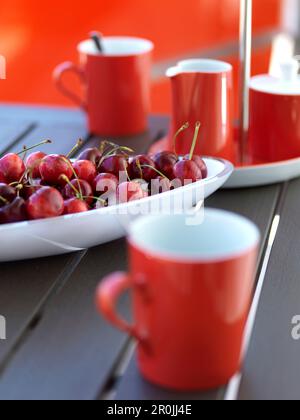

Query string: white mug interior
[166,59,232,77]
[129,209,260,262]
[78,37,154,57]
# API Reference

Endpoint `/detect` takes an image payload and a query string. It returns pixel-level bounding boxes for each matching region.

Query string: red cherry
[150,176,171,196]
[129,155,157,182]
[0,171,6,183]
[92,173,118,195]
[40,154,73,186]
[0,153,26,183]
[62,179,93,205]
[153,152,178,180]
[131,178,149,194]
[26,187,64,220]
[117,181,144,203]
[0,197,27,224]
[184,154,208,179]
[25,152,47,179]
[142,191,149,198]
[0,183,17,207]
[73,160,97,184]
[173,160,203,184]
[99,155,128,178]
[174,121,203,184]
[20,179,43,200]
[77,148,102,165]
[63,198,89,215]
[22,185,42,200]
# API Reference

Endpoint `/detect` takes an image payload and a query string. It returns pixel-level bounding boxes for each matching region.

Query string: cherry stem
[101,140,134,156]
[136,159,143,179]
[122,162,131,182]
[24,172,36,187]
[61,157,83,198]
[173,122,189,155]
[121,146,134,155]
[60,175,83,200]
[18,168,29,186]
[100,140,118,150]
[9,168,29,187]
[66,139,84,158]
[98,143,134,169]
[103,146,133,160]
[189,122,201,160]
[98,140,117,157]
[99,141,107,155]
[88,196,107,205]
[141,164,169,180]
[16,140,52,156]
[22,146,28,162]
[15,184,23,197]
[0,195,8,205]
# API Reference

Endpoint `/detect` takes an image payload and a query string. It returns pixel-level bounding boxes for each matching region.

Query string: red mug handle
[53,62,87,111]
[96,272,142,341]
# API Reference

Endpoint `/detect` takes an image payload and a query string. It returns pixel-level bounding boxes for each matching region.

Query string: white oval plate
[224,156,300,189]
[0,157,233,262]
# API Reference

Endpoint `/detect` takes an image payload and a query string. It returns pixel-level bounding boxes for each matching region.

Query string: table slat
[0,240,130,400]
[0,253,85,366]
[238,179,300,400]
[81,115,168,155]
[9,122,88,155]
[0,118,34,155]
[0,105,86,125]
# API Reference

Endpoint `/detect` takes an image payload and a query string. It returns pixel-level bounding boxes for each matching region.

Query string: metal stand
[239,0,252,164]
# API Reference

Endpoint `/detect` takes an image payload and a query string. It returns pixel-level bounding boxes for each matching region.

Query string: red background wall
[0,0,284,113]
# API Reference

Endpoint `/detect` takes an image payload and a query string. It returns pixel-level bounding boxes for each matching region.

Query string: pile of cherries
[0,122,207,225]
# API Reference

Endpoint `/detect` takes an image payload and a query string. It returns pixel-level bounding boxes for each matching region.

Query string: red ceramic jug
[166,59,235,161]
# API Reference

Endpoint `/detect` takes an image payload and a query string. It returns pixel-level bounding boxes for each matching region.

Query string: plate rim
[235,155,300,171]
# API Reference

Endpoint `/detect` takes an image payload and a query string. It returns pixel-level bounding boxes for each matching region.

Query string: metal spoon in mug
[90,31,104,54]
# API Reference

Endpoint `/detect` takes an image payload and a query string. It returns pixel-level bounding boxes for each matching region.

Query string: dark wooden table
[0,105,300,401]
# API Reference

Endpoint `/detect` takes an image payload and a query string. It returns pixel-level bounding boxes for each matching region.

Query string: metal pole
[239,0,252,164]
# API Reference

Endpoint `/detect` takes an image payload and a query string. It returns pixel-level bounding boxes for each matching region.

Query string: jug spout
[166,65,182,79]
[166,59,232,78]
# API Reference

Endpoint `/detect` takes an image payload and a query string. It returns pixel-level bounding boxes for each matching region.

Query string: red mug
[166,59,234,161]
[96,209,260,391]
[54,36,154,137]
[249,61,300,162]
